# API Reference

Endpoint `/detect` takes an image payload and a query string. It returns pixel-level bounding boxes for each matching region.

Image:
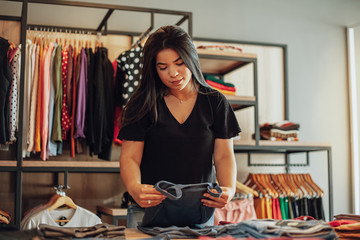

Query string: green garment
[52,45,63,142]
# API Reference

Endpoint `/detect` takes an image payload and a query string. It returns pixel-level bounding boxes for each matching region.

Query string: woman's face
[155,48,193,92]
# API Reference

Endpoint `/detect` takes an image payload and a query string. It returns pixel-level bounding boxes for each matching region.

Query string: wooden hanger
[277,174,294,197]
[263,174,280,198]
[270,174,286,196]
[244,173,267,196]
[303,173,324,197]
[295,173,314,197]
[47,195,77,212]
[236,180,259,197]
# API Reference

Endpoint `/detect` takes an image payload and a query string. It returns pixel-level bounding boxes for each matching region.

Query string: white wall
[2,0,359,217]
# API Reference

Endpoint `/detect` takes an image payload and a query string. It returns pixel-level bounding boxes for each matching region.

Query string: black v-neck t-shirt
[118,88,241,185]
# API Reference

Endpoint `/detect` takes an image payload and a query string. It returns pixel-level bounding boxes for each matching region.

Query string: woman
[118,25,241,228]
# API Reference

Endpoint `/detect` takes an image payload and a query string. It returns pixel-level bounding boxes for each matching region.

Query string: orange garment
[34,42,44,152]
[254,197,266,219]
[40,42,54,160]
[272,198,277,219]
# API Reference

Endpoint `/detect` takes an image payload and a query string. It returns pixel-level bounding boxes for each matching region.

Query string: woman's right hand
[129,183,166,208]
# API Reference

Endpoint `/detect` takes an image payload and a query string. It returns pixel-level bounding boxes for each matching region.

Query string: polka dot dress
[61,46,71,140]
[115,45,143,108]
[9,47,21,142]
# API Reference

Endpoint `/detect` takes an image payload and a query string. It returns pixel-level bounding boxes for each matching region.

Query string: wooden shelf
[22,160,119,168]
[0,160,17,167]
[197,49,257,75]
[225,95,256,110]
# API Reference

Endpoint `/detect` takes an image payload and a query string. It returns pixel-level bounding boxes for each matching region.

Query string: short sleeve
[212,92,241,139]
[117,114,150,141]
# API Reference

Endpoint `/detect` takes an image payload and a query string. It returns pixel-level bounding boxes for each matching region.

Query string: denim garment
[141,181,222,227]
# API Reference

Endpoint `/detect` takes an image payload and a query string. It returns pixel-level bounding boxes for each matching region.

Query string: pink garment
[40,42,54,160]
[214,198,257,225]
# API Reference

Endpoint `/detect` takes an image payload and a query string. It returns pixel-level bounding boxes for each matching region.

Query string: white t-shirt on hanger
[23,205,102,230]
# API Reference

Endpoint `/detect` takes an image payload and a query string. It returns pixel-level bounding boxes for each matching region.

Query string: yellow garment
[209,85,236,95]
[35,42,43,152]
[265,196,273,219]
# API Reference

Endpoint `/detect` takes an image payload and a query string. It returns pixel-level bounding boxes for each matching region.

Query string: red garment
[275,198,282,220]
[61,46,71,140]
[272,198,277,219]
[7,46,18,64]
[112,59,122,145]
[329,219,359,227]
[293,216,316,221]
[206,79,236,92]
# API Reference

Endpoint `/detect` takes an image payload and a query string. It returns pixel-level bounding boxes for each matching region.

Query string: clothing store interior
[1,0,360,239]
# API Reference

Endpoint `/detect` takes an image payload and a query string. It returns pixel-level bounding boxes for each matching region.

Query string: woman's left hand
[201,186,235,208]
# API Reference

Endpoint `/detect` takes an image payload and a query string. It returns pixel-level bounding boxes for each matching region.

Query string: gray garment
[47,43,58,156]
[138,219,337,239]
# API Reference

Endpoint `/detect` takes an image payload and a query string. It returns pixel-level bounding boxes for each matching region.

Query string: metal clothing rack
[1,0,192,229]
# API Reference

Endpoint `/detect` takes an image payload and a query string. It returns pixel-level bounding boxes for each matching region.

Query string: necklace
[171,94,183,104]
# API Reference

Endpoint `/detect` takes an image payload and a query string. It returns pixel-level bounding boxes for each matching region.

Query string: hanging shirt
[86,48,95,153]
[74,48,87,139]
[61,45,70,140]
[40,42,54,160]
[23,40,33,157]
[35,42,44,152]
[47,43,58,157]
[52,45,63,143]
[90,47,115,160]
[114,45,143,108]
[23,206,101,230]
[0,37,13,144]
[9,46,21,143]
[66,45,73,114]
[27,43,40,152]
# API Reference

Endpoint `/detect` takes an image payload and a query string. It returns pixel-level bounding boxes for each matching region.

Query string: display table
[125,228,153,239]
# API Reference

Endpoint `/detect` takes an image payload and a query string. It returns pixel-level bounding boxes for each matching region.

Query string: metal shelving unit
[196,42,333,220]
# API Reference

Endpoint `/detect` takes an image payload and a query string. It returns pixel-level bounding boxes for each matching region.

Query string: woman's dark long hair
[121,25,210,127]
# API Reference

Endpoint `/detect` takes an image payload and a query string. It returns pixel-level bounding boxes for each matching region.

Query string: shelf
[21,160,119,172]
[233,140,331,153]
[197,49,257,75]
[225,95,256,110]
[0,161,17,167]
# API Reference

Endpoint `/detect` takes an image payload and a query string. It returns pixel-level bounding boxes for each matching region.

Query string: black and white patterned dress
[115,45,143,108]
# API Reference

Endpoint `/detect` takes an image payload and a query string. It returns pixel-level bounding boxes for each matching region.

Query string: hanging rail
[5,0,193,36]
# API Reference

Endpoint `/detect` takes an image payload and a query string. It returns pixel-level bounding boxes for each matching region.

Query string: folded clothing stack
[197,45,243,53]
[330,214,360,239]
[259,121,300,141]
[204,74,236,95]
